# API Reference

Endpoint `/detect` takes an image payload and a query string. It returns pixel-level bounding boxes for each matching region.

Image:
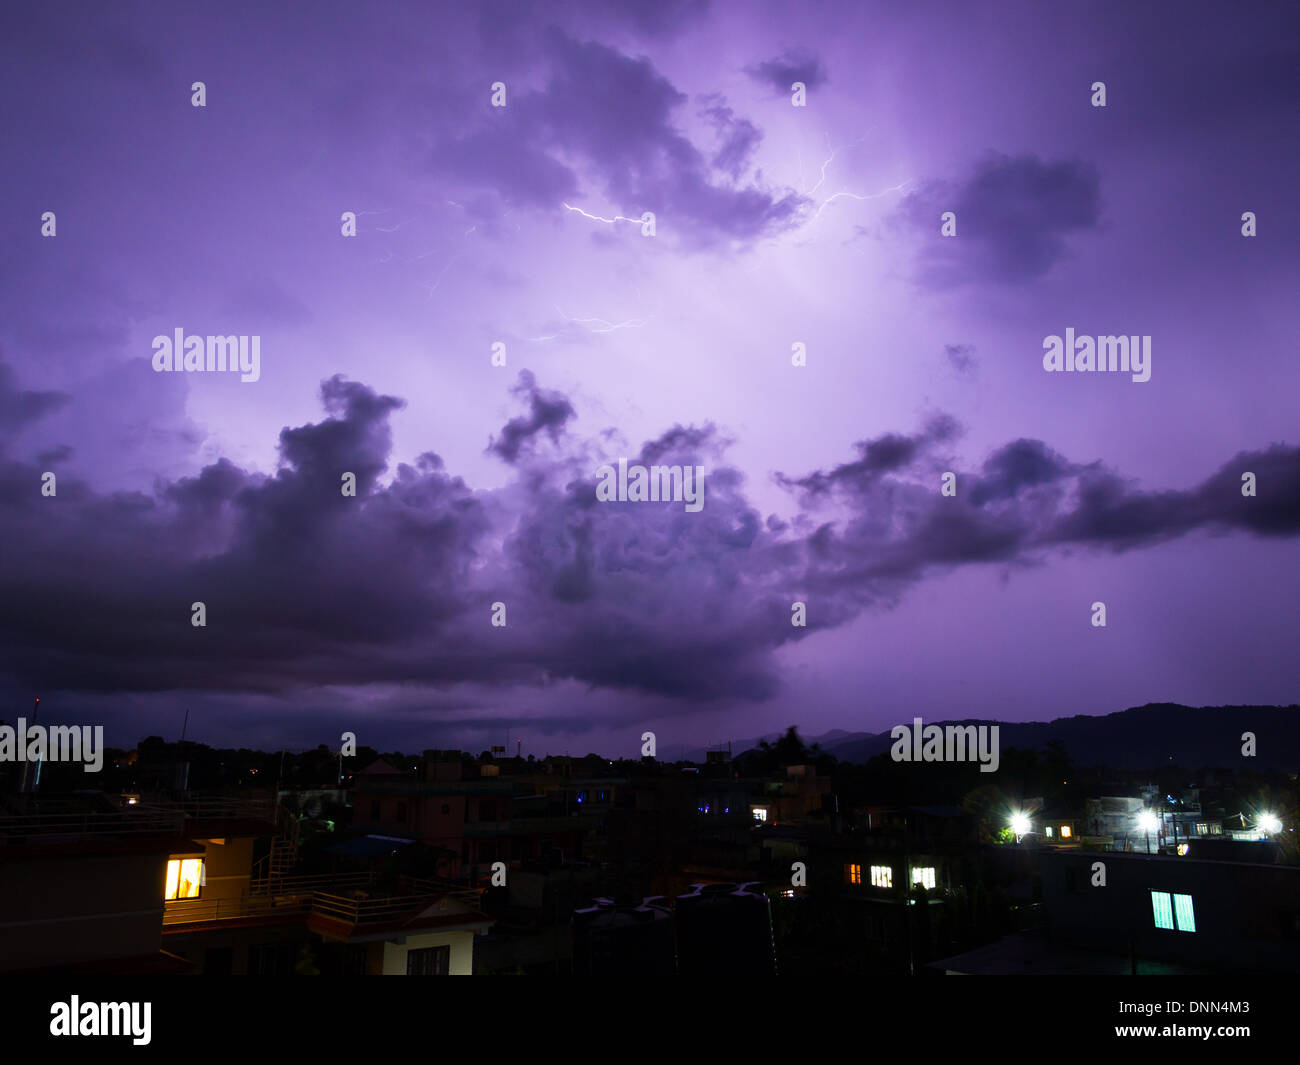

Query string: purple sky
[1,0,1297,757]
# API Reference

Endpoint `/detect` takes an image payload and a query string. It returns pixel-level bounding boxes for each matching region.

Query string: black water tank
[572,897,675,977]
[674,882,776,977]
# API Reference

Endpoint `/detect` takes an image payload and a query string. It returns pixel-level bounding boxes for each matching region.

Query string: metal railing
[0,808,183,842]
[135,796,276,822]
[0,794,278,843]
[162,894,311,926]
[163,874,482,928]
[249,871,374,896]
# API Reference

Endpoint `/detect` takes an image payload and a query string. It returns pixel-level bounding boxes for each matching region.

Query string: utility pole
[903,812,914,977]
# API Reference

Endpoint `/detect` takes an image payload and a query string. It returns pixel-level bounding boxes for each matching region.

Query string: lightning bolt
[420,254,463,300]
[807,131,873,195]
[799,130,908,222]
[562,202,641,225]
[810,181,911,221]
[528,305,650,342]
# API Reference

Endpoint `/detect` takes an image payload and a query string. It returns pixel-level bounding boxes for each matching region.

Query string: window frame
[406,945,451,975]
[165,856,205,902]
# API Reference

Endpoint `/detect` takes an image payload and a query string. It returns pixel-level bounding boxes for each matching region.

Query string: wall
[0,849,168,970]
[379,930,475,975]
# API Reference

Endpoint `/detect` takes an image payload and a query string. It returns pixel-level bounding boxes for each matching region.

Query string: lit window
[1060,826,1071,839]
[870,865,893,889]
[846,863,862,885]
[1045,826,1053,838]
[165,858,204,901]
[1173,894,1196,932]
[911,867,936,890]
[752,807,767,822]
[1151,891,1174,930]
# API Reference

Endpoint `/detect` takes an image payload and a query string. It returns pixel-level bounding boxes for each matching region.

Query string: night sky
[1,0,1297,757]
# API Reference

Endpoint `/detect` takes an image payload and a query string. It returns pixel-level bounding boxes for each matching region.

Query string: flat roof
[929,932,1207,975]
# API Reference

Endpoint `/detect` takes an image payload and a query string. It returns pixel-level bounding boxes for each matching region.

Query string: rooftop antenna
[18,697,42,794]
[180,708,190,743]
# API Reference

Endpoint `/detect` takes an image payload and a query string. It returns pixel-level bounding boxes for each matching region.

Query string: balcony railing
[163,894,311,926]
[135,796,277,822]
[163,873,482,927]
[249,871,376,896]
[0,794,278,843]
[0,807,183,842]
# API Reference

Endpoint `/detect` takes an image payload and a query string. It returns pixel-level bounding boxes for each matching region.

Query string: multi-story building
[809,805,982,967]
[0,791,492,976]
[350,755,624,884]
[1040,849,1300,973]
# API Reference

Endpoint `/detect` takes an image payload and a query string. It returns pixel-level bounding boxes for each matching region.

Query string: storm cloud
[1,363,1295,709]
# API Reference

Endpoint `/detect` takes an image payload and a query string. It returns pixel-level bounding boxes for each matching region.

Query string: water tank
[572,896,675,976]
[674,882,776,977]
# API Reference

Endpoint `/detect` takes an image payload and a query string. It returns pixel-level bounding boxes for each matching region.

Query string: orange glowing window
[1061,826,1072,838]
[165,858,204,900]
[846,863,862,885]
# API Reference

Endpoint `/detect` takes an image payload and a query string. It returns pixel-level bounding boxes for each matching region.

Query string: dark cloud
[896,153,1102,287]
[488,370,577,463]
[699,95,763,179]
[745,48,829,94]
[0,362,68,441]
[944,343,978,377]
[968,439,1073,506]
[776,414,960,499]
[431,29,805,246]
[0,362,1296,710]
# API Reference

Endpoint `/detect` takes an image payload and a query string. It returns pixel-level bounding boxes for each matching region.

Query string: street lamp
[1258,813,1282,837]
[1010,812,1031,842]
[1137,810,1159,853]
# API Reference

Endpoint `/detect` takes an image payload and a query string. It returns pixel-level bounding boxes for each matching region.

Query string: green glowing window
[1151,890,1174,930]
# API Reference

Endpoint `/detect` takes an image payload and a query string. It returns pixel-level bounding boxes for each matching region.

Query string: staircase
[252,805,300,893]
[269,836,298,881]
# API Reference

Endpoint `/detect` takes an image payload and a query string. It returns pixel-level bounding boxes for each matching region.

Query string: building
[1,791,492,975]
[350,755,622,883]
[932,848,1300,974]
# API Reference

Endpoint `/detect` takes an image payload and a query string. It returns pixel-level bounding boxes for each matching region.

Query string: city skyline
[1,0,1297,756]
